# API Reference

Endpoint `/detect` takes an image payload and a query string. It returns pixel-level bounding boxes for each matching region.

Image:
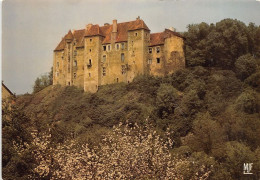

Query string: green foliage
[245,71,260,91]
[188,112,226,155]
[2,100,34,179]
[33,67,53,93]
[235,54,257,80]
[235,88,258,114]
[156,83,179,118]
[223,141,255,179]
[185,19,259,69]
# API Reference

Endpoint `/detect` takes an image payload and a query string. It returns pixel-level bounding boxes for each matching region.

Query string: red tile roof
[54,19,183,51]
[73,29,85,48]
[150,32,165,46]
[65,30,73,40]
[149,29,184,47]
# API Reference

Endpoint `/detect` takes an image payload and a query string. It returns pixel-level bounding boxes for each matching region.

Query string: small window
[103,46,106,51]
[108,45,111,51]
[135,33,138,36]
[148,59,152,64]
[57,62,59,67]
[103,55,106,63]
[149,48,152,53]
[117,78,119,82]
[56,72,59,77]
[74,50,77,56]
[121,65,126,74]
[89,49,92,52]
[157,58,160,64]
[121,53,125,62]
[116,44,120,50]
[102,67,106,76]
[89,73,91,77]
[73,72,76,79]
[89,59,92,65]
[90,39,92,42]
[156,47,160,53]
[68,82,70,86]
[121,43,125,50]
[73,60,77,67]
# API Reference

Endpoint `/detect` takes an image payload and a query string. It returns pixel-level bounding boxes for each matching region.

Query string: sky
[2,0,260,95]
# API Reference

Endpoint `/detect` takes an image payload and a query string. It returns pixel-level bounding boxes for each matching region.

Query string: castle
[53,17,185,93]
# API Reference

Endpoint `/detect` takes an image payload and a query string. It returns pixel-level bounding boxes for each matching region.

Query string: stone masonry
[53,17,185,93]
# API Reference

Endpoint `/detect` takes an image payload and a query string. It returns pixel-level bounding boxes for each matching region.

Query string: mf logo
[243,163,253,174]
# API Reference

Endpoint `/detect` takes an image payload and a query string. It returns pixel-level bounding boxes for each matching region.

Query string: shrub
[235,54,257,80]
[235,88,258,114]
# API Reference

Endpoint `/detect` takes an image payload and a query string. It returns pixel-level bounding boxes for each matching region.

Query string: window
[89,73,91,77]
[103,46,106,51]
[56,72,59,77]
[156,47,160,53]
[74,60,77,67]
[87,59,92,68]
[121,43,125,50]
[121,53,125,62]
[74,50,77,56]
[103,55,106,63]
[108,45,111,51]
[149,48,152,53]
[121,65,126,74]
[102,67,106,76]
[148,59,152,64]
[57,62,59,67]
[73,73,76,79]
[90,39,92,42]
[135,32,138,36]
[89,49,92,52]
[157,58,160,64]
[117,78,119,82]
[116,44,120,50]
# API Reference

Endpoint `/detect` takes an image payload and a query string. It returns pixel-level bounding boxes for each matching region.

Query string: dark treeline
[185,18,260,69]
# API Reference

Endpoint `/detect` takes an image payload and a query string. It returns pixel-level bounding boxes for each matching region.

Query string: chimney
[86,23,93,30]
[168,27,176,32]
[112,19,117,33]
[72,29,75,34]
[104,23,110,26]
[136,16,140,20]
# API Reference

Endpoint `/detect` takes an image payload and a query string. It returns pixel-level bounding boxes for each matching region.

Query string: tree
[235,54,257,80]
[33,67,53,93]
[2,100,34,179]
[188,112,226,156]
[235,88,258,114]
[156,83,179,118]
[29,122,211,179]
[185,19,254,69]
